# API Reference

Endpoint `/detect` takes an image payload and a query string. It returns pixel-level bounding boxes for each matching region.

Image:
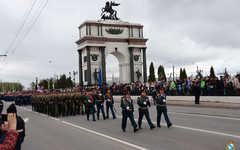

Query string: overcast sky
[0,0,240,88]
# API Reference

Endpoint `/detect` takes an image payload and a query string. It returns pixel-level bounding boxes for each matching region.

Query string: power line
[5,0,37,55]
[0,0,50,71]
[12,0,49,54]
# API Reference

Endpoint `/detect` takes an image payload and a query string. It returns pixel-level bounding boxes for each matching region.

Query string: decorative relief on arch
[133,55,140,61]
[105,28,124,35]
[91,54,99,61]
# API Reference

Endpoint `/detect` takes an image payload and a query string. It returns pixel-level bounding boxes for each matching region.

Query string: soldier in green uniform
[70,93,76,116]
[105,89,116,119]
[74,92,81,115]
[137,90,155,130]
[95,89,106,120]
[58,93,62,116]
[121,92,139,132]
[40,94,45,113]
[80,93,86,115]
[61,93,67,116]
[65,93,71,116]
[86,90,96,121]
[52,93,59,117]
[47,94,52,116]
[30,94,35,111]
[156,88,172,128]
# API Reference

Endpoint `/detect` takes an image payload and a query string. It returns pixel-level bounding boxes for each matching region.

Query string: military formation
[120,88,172,132]
[31,92,85,117]
[1,87,172,133]
[0,93,32,106]
[29,88,118,120]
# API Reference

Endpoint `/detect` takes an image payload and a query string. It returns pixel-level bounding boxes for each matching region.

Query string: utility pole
[35,77,38,90]
[168,61,175,81]
[73,71,78,87]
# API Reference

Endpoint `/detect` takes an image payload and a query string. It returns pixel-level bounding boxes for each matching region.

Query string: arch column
[86,46,92,85]
[100,47,106,84]
[129,47,134,83]
[78,49,83,86]
[142,48,147,83]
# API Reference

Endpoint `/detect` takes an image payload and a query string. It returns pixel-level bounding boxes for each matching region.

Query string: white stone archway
[76,20,148,85]
[106,51,126,83]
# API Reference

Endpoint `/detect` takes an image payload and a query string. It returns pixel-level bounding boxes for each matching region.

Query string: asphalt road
[2,101,240,150]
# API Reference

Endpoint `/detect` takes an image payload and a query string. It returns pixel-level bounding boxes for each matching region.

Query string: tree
[49,78,53,90]
[210,66,216,78]
[183,68,187,79]
[66,77,73,88]
[29,82,35,91]
[0,82,24,92]
[58,74,67,88]
[148,62,156,82]
[224,68,229,78]
[179,68,183,80]
[157,65,166,81]
[236,72,240,78]
[39,79,48,89]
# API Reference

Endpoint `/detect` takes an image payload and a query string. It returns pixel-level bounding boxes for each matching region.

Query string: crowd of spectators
[96,75,240,96]
[2,75,240,98]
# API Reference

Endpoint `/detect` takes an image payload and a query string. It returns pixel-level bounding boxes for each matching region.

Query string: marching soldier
[137,90,155,130]
[74,92,81,115]
[86,90,96,121]
[57,93,62,116]
[156,88,172,128]
[61,93,67,116]
[80,93,86,115]
[105,89,116,119]
[66,93,71,116]
[95,89,106,120]
[69,93,76,116]
[121,92,139,132]
[52,93,59,117]
[45,94,52,116]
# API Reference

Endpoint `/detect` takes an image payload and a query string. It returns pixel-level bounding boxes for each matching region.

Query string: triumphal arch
[76,1,148,85]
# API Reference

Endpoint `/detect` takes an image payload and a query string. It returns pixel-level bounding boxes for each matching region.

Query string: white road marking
[15,104,148,149]
[116,115,240,139]
[49,117,60,121]
[170,124,240,139]
[39,113,47,117]
[61,121,149,150]
[168,112,240,121]
[115,106,240,121]
[23,118,29,123]
[16,104,240,140]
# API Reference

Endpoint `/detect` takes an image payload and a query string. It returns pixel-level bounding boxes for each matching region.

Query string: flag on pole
[37,85,44,93]
[98,66,102,86]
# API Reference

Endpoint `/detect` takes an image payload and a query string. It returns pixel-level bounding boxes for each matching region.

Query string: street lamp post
[168,61,175,81]
[35,77,38,90]
[69,71,78,87]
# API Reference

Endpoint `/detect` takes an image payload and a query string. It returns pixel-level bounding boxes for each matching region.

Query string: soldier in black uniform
[156,88,172,128]
[95,89,106,120]
[121,92,139,132]
[193,81,201,104]
[137,90,155,130]
[105,89,116,119]
[86,90,96,121]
